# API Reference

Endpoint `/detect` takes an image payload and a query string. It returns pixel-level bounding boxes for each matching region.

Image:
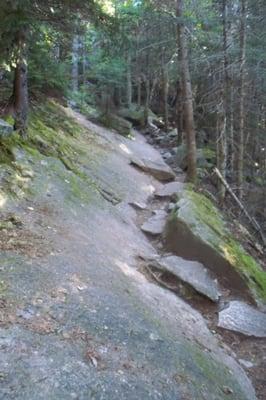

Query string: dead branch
[214,167,266,247]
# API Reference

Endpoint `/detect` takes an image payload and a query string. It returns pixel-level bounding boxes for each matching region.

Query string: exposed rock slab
[155,181,184,199]
[142,255,220,302]
[218,301,266,338]
[0,105,258,400]
[0,119,13,137]
[130,156,175,182]
[141,210,168,235]
[164,188,266,308]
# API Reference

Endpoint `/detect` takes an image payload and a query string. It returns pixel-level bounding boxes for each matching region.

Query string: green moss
[175,188,266,304]
[180,189,226,239]
[185,344,248,400]
[223,239,266,301]
[202,147,216,161]
[0,101,101,201]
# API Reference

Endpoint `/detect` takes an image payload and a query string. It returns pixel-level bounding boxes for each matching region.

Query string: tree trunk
[144,76,150,127]
[13,28,28,138]
[237,0,247,199]
[162,64,169,131]
[176,0,197,183]
[126,51,132,108]
[229,75,234,177]
[176,80,184,145]
[217,0,230,203]
[82,35,87,86]
[72,34,79,92]
[216,110,227,202]
[137,77,142,109]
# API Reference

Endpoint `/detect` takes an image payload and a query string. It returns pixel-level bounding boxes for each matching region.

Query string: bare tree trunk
[13,28,28,138]
[229,75,234,176]
[216,110,227,202]
[237,0,247,199]
[217,0,230,203]
[176,0,197,183]
[176,80,184,145]
[162,64,169,131]
[144,76,150,127]
[72,34,79,92]
[82,36,87,86]
[137,77,141,109]
[126,51,132,108]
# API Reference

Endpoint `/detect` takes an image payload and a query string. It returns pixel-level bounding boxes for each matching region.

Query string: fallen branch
[213,167,266,247]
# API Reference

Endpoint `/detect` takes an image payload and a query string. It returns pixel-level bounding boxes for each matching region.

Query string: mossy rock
[118,104,162,128]
[176,145,216,170]
[0,119,13,138]
[164,188,266,307]
[100,113,133,137]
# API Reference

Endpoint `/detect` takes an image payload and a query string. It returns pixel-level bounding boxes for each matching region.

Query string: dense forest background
[0,0,265,237]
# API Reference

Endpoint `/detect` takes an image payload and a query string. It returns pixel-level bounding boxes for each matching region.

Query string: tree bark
[144,76,150,127]
[126,51,132,108]
[216,110,227,203]
[176,80,184,145]
[72,34,79,92]
[237,0,247,199]
[13,27,28,138]
[162,63,169,131]
[137,77,142,109]
[217,0,230,203]
[176,0,197,183]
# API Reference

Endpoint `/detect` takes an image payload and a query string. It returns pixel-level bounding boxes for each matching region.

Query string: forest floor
[0,108,264,399]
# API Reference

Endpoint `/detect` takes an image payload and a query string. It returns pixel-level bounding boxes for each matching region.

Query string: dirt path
[0,112,259,399]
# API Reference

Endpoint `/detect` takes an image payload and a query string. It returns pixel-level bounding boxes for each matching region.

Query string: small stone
[167,203,176,212]
[129,201,147,210]
[0,119,13,137]
[238,359,254,369]
[162,152,172,160]
[222,386,233,395]
[21,169,34,178]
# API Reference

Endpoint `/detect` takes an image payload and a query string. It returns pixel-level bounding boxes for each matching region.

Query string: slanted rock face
[0,119,13,137]
[164,188,266,308]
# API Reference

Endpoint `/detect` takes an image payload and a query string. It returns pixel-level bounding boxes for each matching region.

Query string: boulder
[100,113,132,137]
[141,210,168,235]
[218,301,266,338]
[118,104,164,128]
[0,119,13,137]
[130,156,175,182]
[176,144,216,170]
[164,188,266,308]
[142,255,220,302]
[155,181,184,199]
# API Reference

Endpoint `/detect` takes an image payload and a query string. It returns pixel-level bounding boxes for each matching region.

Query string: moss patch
[173,188,266,304]
[0,100,111,203]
